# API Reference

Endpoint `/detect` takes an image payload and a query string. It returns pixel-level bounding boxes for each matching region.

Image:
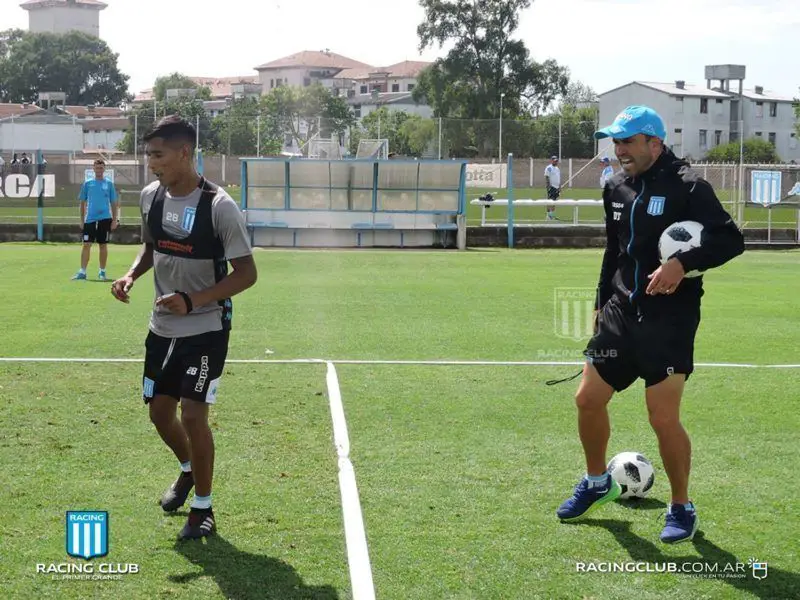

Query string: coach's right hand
[111,275,134,304]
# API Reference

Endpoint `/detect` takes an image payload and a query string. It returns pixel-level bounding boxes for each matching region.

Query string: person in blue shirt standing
[73,159,119,281]
[599,157,614,189]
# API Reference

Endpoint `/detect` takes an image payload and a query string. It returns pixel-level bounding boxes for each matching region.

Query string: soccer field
[0,244,798,600]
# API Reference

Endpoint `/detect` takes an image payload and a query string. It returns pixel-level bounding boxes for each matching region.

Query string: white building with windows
[598,66,799,162]
[254,50,432,119]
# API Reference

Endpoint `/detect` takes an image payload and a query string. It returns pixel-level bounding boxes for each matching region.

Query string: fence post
[568,158,573,188]
[529,157,533,187]
[507,153,514,249]
[36,149,44,242]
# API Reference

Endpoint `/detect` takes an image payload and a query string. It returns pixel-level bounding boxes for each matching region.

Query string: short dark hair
[94,158,105,165]
[143,114,196,148]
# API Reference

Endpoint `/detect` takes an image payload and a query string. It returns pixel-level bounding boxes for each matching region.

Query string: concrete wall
[28,6,101,37]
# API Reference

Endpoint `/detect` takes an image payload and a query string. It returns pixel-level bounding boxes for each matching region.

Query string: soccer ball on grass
[607,452,655,499]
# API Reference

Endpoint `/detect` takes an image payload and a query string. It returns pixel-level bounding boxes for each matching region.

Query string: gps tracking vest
[147,177,233,328]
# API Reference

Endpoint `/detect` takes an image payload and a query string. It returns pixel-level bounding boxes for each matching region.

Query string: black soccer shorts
[547,186,561,201]
[142,329,229,404]
[82,218,112,244]
[584,297,700,391]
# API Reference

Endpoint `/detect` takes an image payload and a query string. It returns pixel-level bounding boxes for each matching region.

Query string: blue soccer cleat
[660,503,699,544]
[71,271,87,280]
[557,475,621,521]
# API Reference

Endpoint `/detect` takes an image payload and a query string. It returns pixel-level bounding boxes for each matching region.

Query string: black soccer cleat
[160,471,194,512]
[178,508,216,540]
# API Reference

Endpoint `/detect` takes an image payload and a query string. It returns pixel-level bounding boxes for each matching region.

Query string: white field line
[325,361,376,600]
[0,357,798,368]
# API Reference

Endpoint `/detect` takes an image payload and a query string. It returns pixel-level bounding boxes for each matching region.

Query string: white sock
[180,460,191,473]
[191,494,212,510]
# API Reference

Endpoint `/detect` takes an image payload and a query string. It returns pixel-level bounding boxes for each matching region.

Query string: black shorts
[83,219,112,244]
[142,329,229,404]
[585,297,700,391]
[547,186,560,201]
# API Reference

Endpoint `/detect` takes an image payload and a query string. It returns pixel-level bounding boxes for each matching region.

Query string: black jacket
[597,148,744,315]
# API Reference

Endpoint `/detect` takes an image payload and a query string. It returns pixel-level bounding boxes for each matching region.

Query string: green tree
[794,89,799,138]
[0,29,130,105]
[559,81,598,110]
[414,0,569,119]
[152,72,211,102]
[350,109,438,157]
[116,98,217,154]
[261,83,355,151]
[209,97,282,156]
[704,137,782,163]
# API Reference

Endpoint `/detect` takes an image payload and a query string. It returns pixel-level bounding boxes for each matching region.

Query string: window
[715,99,724,115]
[303,77,311,87]
[791,133,797,150]
[715,130,722,146]
[699,129,707,149]
[391,83,400,93]
[675,97,684,114]
[755,131,762,137]
[769,102,778,117]
[360,85,368,94]
[768,132,776,146]
[755,102,763,118]
[700,98,708,114]
[407,83,415,92]
[270,79,274,88]
[353,104,361,119]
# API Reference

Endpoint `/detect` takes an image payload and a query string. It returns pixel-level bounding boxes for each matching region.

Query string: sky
[2,0,797,100]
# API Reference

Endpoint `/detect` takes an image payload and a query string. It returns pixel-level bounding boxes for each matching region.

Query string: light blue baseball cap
[594,105,667,140]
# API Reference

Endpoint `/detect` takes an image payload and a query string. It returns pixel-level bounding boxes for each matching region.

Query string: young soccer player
[111,115,257,540]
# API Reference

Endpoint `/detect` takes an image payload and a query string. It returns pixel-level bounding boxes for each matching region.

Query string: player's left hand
[111,219,119,230]
[155,292,191,315]
[646,258,685,295]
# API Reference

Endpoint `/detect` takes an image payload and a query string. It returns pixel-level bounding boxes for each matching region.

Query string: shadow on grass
[613,497,667,511]
[576,519,799,600]
[169,534,340,600]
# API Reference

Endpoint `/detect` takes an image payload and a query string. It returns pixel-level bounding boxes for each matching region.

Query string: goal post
[356,139,389,160]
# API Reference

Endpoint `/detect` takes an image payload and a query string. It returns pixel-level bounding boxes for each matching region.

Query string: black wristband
[176,291,193,313]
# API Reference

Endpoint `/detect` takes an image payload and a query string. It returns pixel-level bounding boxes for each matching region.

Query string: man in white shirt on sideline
[544,156,561,221]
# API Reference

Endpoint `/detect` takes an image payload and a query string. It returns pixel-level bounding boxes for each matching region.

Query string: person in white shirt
[599,157,614,188]
[544,156,561,220]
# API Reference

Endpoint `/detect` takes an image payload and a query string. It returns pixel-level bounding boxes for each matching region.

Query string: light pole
[498,92,506,162]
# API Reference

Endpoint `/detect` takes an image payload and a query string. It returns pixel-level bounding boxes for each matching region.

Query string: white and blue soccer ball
[658,220,704,278]
[607,452,655,499]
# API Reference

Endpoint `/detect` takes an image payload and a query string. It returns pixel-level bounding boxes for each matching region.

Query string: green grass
[2,185,796,229]
[0,244,798,599]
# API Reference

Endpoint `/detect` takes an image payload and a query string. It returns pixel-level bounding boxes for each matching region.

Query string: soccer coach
[556,105,744,544]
